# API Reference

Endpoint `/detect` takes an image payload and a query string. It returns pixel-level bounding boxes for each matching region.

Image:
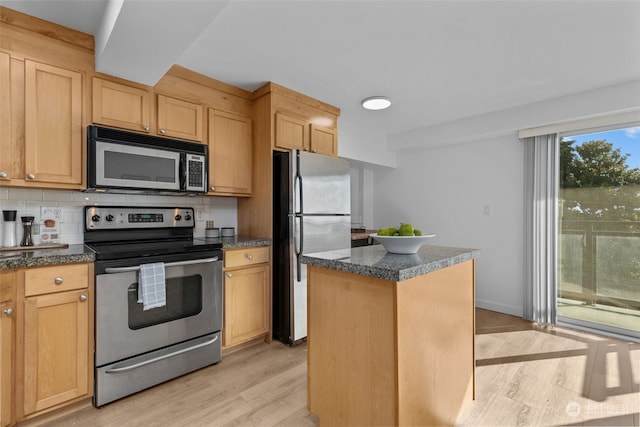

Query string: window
[558,125,640,337]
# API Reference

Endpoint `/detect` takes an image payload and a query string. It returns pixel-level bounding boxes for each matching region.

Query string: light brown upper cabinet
[0,52,10,184]
[24,60,83,187]
[275,112,309,151]
[310,124,338,157]
[275,112,337,157]
[208,109,252,196]
[92,77,152,133]
[92,77,204,142]
[156,94,203,142]
[0,55,86,190]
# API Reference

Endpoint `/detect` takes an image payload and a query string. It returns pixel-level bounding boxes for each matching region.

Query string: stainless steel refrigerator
[273,150,351,344]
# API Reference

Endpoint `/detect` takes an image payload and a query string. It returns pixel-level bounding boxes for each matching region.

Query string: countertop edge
[301,245,480,282]
[196,236,271,249]
[0,244,96,271]
[221,238,271,249]
[0,237,272,271]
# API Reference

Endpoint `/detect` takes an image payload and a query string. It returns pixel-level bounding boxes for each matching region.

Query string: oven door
[95,255,222,367]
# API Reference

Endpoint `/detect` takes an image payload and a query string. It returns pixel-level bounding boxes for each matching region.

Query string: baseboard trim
[476,299,523,317]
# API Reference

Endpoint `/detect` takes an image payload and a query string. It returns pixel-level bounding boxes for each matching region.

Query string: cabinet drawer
[24,263,89,297]
[224,246,270,269]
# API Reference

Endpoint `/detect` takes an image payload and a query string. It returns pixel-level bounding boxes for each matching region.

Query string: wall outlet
[196,209,204,221]
[483,205,491,216]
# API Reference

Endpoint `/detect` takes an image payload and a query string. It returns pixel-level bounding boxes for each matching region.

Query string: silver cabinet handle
[105,256,220,273]
[54,277,64,285]
[3,308,13,316]
[27,173,36,180]
[246,254,253,260]
[79,294,87,302]
[159,128,166,134]
[210,186,215,191]
[143,125,150,131]
[226,272,232,278]
[0,172,7,178]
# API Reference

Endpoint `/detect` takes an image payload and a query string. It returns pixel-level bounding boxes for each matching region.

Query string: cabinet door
[92,77,151,133]
[24,61,83,186]
[208,109,252,196]
[0,272,16,427]
[157,94,203,142]
[223,264,270,348]
[310,124,338,157]
[275,112,309,151]
[0,52,10,183]
[23,289,89,415]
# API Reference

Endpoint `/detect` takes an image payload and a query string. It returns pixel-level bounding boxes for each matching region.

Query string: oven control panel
[85,206,195,230]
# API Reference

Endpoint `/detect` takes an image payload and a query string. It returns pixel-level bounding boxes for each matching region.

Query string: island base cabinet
[307,260,475,427]
[307,268,397,426]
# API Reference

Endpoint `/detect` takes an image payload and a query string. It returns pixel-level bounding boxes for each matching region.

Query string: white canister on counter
[205,227,220,238]
[2,210,17,247]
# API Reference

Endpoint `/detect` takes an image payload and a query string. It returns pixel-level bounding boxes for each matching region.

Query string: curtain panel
[523,134,558,324]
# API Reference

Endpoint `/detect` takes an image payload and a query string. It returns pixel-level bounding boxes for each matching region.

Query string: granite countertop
[0,244,96,271]
[195,235,271,249]
[301,244,480,282]
[0,236,271,271]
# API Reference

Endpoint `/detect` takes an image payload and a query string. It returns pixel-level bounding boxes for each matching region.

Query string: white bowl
[369,233,436,254]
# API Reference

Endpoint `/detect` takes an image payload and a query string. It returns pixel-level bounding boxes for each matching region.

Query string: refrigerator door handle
[294,149,304,282]
[294,150,303,215]
[296,216,304,282]
[295,215,303,282]
[294,215,301,257]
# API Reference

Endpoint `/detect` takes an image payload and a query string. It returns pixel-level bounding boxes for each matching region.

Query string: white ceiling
[3,0,640,141]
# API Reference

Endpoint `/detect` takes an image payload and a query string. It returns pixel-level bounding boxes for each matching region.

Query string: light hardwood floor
[34,309,639,427]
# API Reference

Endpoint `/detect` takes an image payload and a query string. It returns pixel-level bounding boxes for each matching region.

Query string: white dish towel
[138,262,167,311]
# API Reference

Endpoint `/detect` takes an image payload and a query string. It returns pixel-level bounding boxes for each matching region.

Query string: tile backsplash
[0,188,237,246]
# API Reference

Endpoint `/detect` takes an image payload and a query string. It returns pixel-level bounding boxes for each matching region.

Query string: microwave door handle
[104,256,220,273]
[179,152,186,190]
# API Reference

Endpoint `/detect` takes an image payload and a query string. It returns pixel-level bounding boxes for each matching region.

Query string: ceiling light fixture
[361,96,391,110]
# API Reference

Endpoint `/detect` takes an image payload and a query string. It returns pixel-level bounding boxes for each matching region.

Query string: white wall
[339,118,396,168]
[375,79,640,317]
[350,161,376,229]
[373,136,524,315]
[0,188,238,246]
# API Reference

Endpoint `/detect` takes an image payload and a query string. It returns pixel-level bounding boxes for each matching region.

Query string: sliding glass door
[558,125,640,337]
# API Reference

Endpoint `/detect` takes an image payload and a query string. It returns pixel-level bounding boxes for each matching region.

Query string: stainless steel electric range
[84,206,223,407]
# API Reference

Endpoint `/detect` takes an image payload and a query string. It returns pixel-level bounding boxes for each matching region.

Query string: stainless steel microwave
[86,125,208,195]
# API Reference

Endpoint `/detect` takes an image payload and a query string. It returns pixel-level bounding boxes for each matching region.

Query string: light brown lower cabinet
[0,271,16,427]
[223,246,271,348]
[14,263,94,423]
[22,289,90,415]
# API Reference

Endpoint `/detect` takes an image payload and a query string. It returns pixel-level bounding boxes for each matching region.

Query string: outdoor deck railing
[559,219,640,311]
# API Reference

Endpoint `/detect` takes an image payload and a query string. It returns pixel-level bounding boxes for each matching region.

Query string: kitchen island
[301,244,479,427]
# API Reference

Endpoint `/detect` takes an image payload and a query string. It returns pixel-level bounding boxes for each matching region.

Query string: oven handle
[104,335,219,374]
[104,256,220,274]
